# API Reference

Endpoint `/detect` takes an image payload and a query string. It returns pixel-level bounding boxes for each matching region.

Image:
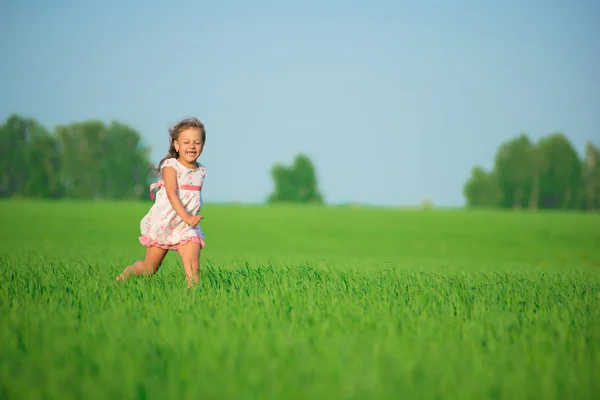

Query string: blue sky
[1,0,598,207]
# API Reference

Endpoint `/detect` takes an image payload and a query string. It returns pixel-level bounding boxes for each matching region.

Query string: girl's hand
[184,214,204,226]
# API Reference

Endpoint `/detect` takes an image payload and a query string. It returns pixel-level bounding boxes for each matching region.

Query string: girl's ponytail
[150,139,178,177]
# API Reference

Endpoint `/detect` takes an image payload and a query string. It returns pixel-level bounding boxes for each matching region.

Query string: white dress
[139,158,206,250]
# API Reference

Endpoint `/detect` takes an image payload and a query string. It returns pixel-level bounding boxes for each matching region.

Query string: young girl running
[116,117,207,288]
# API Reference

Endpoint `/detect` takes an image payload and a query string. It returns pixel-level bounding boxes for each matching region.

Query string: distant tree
[494,133,535,209]
[55,119,152,199]
[102,121,151,200]
[55,120,108,199]
[527,143,545,210]
[536,133,583,209]
[582,142,599,211]
[23,120,63,198]
[0,113,152,200]
[463,166,501,208]
[0,114,63,198]
[463,130,597,212]
[268,154,324,204]
[0,114,29,196]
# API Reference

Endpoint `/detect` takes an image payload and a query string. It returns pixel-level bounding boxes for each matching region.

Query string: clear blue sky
[1,0,598,207]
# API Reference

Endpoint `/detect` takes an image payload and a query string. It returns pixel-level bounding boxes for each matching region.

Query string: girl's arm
[163,166,193,224]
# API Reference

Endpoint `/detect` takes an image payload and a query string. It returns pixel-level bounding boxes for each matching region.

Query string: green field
[1,200,599,399]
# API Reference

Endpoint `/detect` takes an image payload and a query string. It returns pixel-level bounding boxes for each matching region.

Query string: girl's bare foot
[115,265,135,282]
[115,248,167,283]
[187,280,199,290]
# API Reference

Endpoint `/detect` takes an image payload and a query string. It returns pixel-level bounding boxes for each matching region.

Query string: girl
[116,117,207,288]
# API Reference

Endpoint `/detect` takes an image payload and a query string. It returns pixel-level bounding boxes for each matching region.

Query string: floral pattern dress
[139,158,206,250]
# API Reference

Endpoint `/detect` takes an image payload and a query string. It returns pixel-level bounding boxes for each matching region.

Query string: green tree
[0,114,63,198]
[102,121,152,199]
[536,133,583,209]
[1,114,153,200]
[22,120,63,198]
[268,154,324,204]
[494,133,535,209]
[463,166,501,208]
[582,142,600,211]
[463,132,596,211]
[55,120,107,199]
[0,114,29,196]
[55,119,151,199]
[527,143,545,210]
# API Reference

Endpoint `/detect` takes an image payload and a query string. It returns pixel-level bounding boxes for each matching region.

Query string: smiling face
[174,127,204,167]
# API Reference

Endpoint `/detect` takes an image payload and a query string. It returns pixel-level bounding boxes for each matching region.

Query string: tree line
[0,113,326,204]
[464,132,599,211]
[2,113,597,210]
[0,114,152,200]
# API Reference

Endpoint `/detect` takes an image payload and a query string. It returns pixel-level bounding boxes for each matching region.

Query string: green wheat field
[1,199,599,400]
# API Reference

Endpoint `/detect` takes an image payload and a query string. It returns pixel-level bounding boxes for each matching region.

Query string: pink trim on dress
[139,235,205,250]
[149,181,202,200]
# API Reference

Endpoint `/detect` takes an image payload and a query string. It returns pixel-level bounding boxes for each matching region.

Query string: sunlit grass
[0,200,599,399]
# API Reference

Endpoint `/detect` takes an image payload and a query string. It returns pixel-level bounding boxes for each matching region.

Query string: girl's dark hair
[150,117,206,176]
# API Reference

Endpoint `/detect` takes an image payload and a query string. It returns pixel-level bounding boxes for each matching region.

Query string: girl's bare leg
[115,246,168,282]
[176,241,202,288]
